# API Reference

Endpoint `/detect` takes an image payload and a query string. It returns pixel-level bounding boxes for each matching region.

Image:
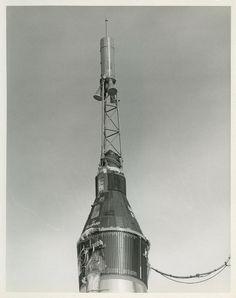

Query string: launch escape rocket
[77,22,150,292]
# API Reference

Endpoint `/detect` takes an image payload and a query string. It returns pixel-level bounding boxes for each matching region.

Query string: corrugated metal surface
[82,190,143,234]
[82,172,142,234]
[77,230,149,288]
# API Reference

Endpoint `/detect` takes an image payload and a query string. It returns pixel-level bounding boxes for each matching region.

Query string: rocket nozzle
[93,87,102,101]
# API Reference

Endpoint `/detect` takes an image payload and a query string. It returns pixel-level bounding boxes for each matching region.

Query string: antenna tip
[105,18,108,36]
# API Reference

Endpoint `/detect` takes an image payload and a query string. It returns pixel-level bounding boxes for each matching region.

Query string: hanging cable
[151,256,230,284]
[152,265,228,285]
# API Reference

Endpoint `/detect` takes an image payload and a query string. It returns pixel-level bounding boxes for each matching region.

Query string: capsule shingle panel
[83,190,142,234]
[77,231,149,287]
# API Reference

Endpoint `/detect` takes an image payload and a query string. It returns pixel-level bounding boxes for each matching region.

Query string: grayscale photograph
[6,6,230,293]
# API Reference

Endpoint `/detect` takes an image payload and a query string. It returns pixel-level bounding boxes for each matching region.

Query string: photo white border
[0,1,235,298]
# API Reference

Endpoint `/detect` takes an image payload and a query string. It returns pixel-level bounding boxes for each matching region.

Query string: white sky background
[6,6,230,292]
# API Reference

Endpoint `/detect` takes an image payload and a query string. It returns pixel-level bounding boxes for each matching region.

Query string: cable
[151,256,230,284]
[151,257,230,279]
[153,265,228,285]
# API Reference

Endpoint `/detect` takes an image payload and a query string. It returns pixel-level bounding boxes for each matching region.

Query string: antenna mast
[94,19,123,170]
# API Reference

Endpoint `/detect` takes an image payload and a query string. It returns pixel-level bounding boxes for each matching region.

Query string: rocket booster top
[100,19,116,80]
[93,20,121,169]
[100,37,115,79]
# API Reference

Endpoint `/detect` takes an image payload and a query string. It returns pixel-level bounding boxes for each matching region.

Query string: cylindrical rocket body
[77,160,150,292]
[100,37,115,79]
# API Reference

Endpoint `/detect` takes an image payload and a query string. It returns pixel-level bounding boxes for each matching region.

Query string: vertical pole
[139,237,142,279]
[105,18,108,37]
[103,81,106,155]
[101,79,105,162]
[116,98,123,168]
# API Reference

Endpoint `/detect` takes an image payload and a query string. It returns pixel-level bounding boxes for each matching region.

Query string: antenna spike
[105,17,108,37]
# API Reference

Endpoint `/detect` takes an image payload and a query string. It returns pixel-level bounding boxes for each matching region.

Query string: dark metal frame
[100,78,123,167]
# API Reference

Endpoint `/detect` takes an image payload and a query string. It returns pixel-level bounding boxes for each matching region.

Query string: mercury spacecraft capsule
[77,22,150,293]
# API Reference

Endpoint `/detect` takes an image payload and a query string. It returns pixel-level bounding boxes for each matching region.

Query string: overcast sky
[6,6,230,292]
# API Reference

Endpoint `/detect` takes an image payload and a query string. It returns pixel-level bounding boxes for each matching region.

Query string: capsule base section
[77,230,149,292]
[77,166,150,292]
[80,275,147,292]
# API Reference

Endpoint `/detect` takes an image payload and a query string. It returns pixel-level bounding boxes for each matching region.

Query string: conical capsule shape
[77,153,150,292]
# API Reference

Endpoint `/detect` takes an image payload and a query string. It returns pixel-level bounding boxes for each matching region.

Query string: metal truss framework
[100,78,122,167]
